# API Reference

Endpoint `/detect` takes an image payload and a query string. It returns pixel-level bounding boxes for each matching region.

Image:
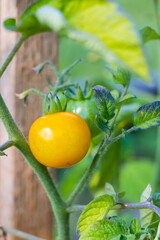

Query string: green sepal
[33,60,60,77]
[133,101,160,130]
[93,85,116,121]
[43,92,67,115]
[0,150,7,156]
[105,66,131,87]
[140,26,160,43]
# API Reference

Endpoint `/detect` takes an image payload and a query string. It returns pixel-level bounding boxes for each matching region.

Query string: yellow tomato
[28,112,91,168]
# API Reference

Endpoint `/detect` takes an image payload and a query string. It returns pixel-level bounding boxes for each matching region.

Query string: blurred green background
[58,0,160,239]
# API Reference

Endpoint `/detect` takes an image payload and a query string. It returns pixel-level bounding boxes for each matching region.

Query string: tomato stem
[67,201,160,217]
[0,94,70,240]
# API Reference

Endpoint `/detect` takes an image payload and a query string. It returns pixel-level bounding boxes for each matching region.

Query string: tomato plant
[28,112,91,168]
[1,1,160,240]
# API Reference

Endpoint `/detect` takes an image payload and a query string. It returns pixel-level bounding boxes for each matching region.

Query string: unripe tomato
[66,97,101,138]
[28,112,91,168]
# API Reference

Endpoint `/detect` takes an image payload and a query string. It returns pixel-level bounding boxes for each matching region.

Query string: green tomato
[66,97,101,138]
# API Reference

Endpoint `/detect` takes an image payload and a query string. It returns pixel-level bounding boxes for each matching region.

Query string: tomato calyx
[65,81,93,101]
[43,91,67,115]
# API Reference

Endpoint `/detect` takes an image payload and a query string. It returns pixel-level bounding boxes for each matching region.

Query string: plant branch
[66,134,110,206]
[67,201,160,217]
[0,226,45,240]
[115,202,160,217]
[0,35,27,78]
[108,127,135,145]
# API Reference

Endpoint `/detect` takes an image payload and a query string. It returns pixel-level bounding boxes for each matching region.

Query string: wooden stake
[0,1,58,239]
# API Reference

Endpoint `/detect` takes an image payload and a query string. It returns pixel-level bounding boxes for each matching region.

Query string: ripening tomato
[28,112,91,168]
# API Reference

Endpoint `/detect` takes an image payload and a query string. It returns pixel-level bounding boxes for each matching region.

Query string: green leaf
[77,195,115,235]
[154,222,160,240]
[106,66,131,87]
[133,101,160,130]
[117,94,136,107]
[93,85,116,120]
[79,220,124,240]
[110,235,122,240]
[4,5,67,36]
[111,90,120,103]
[95,114,110,133]
[141,184,152,203]
[105,183,116,199]
[111,216,128,234]
[4,0,149,80]
[140,26,160,43]
[130,218,141,234]
[140,185,160,229]
[121,235,136,240]
[153,193,160,208]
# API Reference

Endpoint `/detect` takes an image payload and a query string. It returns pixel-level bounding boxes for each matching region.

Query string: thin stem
[108,127,135,145]
[0,35,27,78]
[0,94,69,240]
[67,205,85,213]
[110,83,129,127]
[67,201,160,217]
[0,140,15,151]
[0,226,45,240]
[116,202,160,217]
[16,88,45,100]
[66,134,110,206]
[33,61,60,77]
[57,58,82,86]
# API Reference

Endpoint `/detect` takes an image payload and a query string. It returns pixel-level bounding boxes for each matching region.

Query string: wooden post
[0,1,58,239]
